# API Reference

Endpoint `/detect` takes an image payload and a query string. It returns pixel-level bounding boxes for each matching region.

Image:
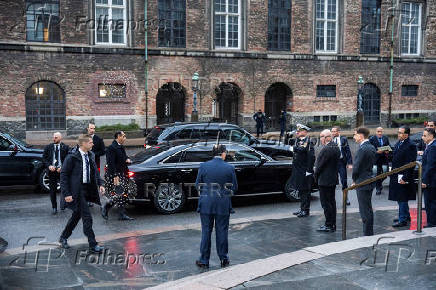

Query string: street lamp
[191,72,199,122]
[356,76,364,128]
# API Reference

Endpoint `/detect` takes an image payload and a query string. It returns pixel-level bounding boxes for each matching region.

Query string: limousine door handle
[181,169,192,172]
[235,168,242,172]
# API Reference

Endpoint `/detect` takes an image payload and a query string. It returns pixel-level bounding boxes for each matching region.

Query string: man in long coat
[389,126,417,227]
[291,124,315,218]
[422,128,436,227]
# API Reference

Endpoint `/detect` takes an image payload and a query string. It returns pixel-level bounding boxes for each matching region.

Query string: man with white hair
[314,129,341,232]
[42,132,70,214]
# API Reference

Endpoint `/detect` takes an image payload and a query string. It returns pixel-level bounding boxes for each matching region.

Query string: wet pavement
[1,208,433,289]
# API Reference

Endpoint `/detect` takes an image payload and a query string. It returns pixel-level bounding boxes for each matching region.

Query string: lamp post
[191,72,199,122]
[356,76,364,128]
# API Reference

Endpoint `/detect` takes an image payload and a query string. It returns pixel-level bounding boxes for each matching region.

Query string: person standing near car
[332,126,353,205]
[291,124,315,218]
[279,110,287,139]
[87,123,105,171]
[101,131,133,221]
[253,109,266,137]
[421,128,436,228]
[58,134,105,253]
[389,126,417,228]
[42,132,69,215]
[195,144,237,269]
[369,127,391,195]
[314,129,340,232]
[352,127,376,236]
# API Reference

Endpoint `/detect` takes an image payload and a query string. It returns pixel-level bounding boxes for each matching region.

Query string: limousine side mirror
[256,157,268,167]
[9,144,18,156]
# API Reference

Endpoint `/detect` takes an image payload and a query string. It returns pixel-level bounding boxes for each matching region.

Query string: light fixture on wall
[99,87,107,97]
[35,86,44,95]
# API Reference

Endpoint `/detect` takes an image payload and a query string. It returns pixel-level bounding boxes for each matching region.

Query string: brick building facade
[0,0,435,140]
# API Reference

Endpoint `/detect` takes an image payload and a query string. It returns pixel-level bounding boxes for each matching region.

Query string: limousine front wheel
[154,183,186,214]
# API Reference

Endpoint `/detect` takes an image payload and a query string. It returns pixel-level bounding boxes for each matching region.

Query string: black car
[128,142,305,214]
[144,122,293,159]
[0,132,52,192]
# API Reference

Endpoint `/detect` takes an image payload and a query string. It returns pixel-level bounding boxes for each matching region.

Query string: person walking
[314,129,341,232]
[369,127,391,195]
[421,128,436,228]
[101,131,134,221]
[58,134,105,253]
[352,127,377,236]
[195,144,237,269]
[291,124,315,218]
[42,132,69,214]
[253,109,266,137]
[389,126,417,227]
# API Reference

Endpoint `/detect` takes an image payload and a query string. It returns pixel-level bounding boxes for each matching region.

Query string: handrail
[342,161,422,240]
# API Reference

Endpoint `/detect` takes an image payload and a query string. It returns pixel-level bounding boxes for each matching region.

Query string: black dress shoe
[101,205,108,220]
[195,260,209,269]
[393,217,411,223]
[346,200,351,206]
[59,237,70,249]
[317,225,335,232]
[392,221,408,227]
[52,208,58,215]
[119,214,134,221]
[293,210,302,216]
[376,191,382,195]
[89,245,104,254]
[297,211,309,218]
[60,206,65,211]
[221,259,230,268]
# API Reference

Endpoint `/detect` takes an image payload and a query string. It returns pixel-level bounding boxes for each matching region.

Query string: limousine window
[226,149,262,162]
[223,129,251,145]
[0,137,12,151]
[183,151,213,162]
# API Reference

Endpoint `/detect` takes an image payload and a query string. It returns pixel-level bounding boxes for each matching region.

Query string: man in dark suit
[290,124,315,218]
[195,144,237,269]
[421,128,436,227]
[58,134,105,253]
[417,120,435,155]
[253,109,266,137]
[389,126,417,227]
[332,126,353,205]
[314,129,341,232]
[279,110,287,139]
[42,132,70,214]
[352,127,377,236]
[101,131,133,221]
[87,123,105,171]
[369,127,391,195]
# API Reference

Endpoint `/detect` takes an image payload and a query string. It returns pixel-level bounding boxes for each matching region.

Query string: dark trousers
[375,164,387,192]
[105,201,127,217]
[337,159,348,189]
[397,201,410,223]
[199,213,230,265]
[356,188,374,236]
[424,189,436,226]
[61,186,97,247]
[319,186,336,227]
[256,124,263,137]
[300,190,311,212]
[48,171,63,209]
[280,124,285,138]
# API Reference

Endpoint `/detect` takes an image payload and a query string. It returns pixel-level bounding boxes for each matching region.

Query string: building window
[95,0,126,45]
[316,85,336,98]
[360,0,381,54]
[158,0,186,48]
[25,81,66,130]
[268,0,291,51]
[401,85,418,97]
[315,0,338,53]
[330,115,337,121]
[314,116,321,122]
[401,2,422,55]
[26,0,60,42]
[98,84,126,98]
[214,0,241,49]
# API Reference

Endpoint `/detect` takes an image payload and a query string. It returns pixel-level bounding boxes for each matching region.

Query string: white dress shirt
[78,148,90,183]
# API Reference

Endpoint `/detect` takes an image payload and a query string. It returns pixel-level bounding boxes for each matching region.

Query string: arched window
[156,82,186,124]
[25,81,66,130]
[360,0,381,54]
[26,0,60,42]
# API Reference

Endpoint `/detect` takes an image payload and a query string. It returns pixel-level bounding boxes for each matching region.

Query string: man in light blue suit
[195,144,237,269]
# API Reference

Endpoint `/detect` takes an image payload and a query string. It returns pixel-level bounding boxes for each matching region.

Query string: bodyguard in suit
[101,131,133,221]
[253,109,266,137]
[352,127,377,236]
[42,132,70,214]
[389,126,417,227]
[58,134,105,253]
[87,123,105,171]
[314,129,341,232]
[332,126,353,205]
[291,124,315,218]
[421,128,436,227]
[279,110,287,139]
[195,144,237,269]
[369,127,391,195]
[417,121,435,155]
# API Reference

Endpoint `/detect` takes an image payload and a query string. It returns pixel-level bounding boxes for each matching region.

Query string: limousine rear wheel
[154,183,186,214]
[284,178,300,201]
[38,169,59,193]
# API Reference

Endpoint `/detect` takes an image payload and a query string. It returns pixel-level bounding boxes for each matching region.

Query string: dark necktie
[84,153,90,183]
[54,145,59,167]
[379,138,383,146]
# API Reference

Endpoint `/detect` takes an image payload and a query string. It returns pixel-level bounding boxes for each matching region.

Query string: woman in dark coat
[389,127,417,227]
